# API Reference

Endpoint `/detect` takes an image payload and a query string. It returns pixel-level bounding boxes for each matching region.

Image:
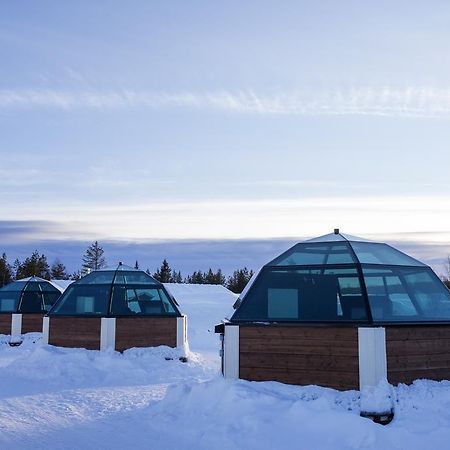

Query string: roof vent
[334,228,340,235]
[119,261,123,266]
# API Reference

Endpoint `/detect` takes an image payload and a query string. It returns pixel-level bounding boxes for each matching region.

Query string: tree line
[0,241,254,293]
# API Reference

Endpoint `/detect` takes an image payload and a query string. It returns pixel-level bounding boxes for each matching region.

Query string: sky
[1,1,450,275]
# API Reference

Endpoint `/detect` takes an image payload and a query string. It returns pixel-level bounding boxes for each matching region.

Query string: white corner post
[42,316,50,344]
[224,325,239,379]
[176,315,188,348]
[358,327,394,420]
[100,318,116,351]
[358,327,387,388]
[10,314,23,344]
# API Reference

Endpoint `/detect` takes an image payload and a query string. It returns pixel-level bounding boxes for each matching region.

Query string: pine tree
[153,259,172,283]
[188,270,205,284]
[204,268,226,285]
[82,241,106,272]
[70,270,82,280]
[15,251,51,280]
[170,269,183,283]
[50,258,69,279]
[0,253,13,287]
[227,267,254,293]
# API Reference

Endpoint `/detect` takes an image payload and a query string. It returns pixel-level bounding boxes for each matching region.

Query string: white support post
[358,327,387,388]
[100,318,116,351]
[42,316,50,344]
[224,325,239,379]
[176,315,187,348]
[358,327,393,420]
[10,314,22,345]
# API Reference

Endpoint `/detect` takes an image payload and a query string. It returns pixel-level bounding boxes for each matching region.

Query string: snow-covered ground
[1,289,450,449]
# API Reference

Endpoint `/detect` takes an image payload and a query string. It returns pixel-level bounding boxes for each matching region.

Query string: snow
[49,279,74,292]
[163,283,237,354]
[1,290,450,449]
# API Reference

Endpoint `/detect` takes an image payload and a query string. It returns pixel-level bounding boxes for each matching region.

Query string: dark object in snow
[360,409,394,425]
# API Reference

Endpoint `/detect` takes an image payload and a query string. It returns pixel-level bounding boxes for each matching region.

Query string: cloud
[2,86,450,117]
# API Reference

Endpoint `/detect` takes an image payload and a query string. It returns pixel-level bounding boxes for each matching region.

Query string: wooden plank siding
[238,325,359,390]
[21,314,44,334]
[0,314,11,335]
[115,317,177,352]
[48,317,101,350]
[386,326,450,385]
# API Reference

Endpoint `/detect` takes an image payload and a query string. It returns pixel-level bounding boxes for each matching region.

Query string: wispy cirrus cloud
[2,86,450,118]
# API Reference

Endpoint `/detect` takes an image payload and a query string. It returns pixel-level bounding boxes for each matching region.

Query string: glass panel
[110,287,176,315]
[41,292,61,311]
[113,271,158,285]
[268,288,298,319]
[0,292,20,312]
[232,267,368,322]
[0,281,27,292]
[363,266,450,322]
[351,242,424,266]
[20,292,44,313]
[78,271,116,284]
[271,243,356,266]
[50,285,110,315]
[38,282,60,293]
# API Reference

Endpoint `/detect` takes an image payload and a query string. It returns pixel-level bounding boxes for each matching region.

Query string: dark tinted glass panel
[351,242,424,266]
[271,243,356,266]
[42,292,61,311]
[232,267,368,322]
[1,281,27,292]
[38,282,60,293]
[50,285,110,315]
[20,292,44,313]
[78,271,116,284]
[113,271,158,285]
[363,266,450,322]
[0,292,20,312]
[110,286,176,315]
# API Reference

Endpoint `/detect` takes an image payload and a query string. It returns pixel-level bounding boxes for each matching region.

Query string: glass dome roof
[232,231,450,325]
[49,263,182,317]
[0,276,62,314]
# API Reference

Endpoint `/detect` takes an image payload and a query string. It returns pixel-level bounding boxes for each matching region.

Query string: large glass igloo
[0,276,62,314]
[218,231,450,391]
[0,276,63,338]
[46,263,187,352]
[232,230,450,324]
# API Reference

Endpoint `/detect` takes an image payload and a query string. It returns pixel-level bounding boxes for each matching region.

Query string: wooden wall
[48,317,101,350]
[386,326,450,385]
[0,314,11,335]
[115,317,177,352]
[22,314,44,334]
[238,325,359,390]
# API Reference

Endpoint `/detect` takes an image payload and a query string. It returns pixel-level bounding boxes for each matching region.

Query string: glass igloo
[231,230,450,324]
[49,263,181,317]
[0,276,62,314]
